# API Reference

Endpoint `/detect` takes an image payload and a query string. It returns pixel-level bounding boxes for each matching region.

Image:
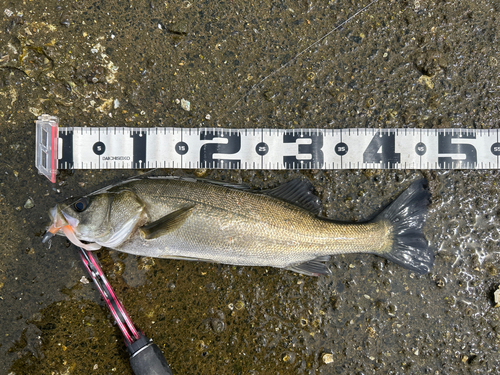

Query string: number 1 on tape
[35,114,500,182]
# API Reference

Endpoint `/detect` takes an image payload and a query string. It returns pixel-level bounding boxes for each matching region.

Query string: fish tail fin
[376,179,434,274]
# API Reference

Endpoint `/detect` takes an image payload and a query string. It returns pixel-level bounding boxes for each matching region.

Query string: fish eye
[73,197,90,212]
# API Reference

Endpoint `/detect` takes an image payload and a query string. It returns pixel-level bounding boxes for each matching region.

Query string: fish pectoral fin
[286,256,331,276]
[263,178,323,215]
[139,205,195,240]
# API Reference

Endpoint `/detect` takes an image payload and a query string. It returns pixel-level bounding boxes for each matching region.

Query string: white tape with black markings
[35,115,500,182]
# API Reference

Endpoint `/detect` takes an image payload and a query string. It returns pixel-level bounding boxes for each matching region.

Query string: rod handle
[130,342,173,375]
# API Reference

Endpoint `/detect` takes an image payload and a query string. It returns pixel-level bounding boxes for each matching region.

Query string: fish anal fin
[286,256,331,276]
[140,205,195,240]
[264,178,323,215]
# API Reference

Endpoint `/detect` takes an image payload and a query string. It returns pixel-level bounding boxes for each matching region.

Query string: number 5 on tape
[35,115,500,182]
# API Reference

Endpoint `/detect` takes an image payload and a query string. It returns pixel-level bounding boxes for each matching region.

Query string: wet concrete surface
[0,0,499,374]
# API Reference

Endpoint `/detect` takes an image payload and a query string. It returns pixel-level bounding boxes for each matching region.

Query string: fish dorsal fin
[286,256,332,276]
[263,178,322,215]
[139,205,195,240]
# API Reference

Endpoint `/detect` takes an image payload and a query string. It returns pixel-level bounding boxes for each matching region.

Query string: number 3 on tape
[35,115,500,182]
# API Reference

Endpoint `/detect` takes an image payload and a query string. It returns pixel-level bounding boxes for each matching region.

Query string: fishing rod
[78,246,173,375]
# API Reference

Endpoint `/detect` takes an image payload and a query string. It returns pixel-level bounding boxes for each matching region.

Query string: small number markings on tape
[35,116,500,182]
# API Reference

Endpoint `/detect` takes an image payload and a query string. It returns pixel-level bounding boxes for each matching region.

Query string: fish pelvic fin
[140,205,195,240]
[375,179,434,274]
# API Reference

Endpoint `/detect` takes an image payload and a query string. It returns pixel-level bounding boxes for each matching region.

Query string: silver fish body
[46,177,433,275]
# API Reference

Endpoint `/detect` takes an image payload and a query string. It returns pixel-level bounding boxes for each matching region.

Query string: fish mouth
[42,205,101,251]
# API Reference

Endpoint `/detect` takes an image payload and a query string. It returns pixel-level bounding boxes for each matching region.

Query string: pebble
[193,169,207,177]
[24,198,34,209]
[234,300,245,310]
[322,353,334,364]
[418,75,434,89]
[181,98,190,111]
[169,20,188,35]
[494,287,500,307]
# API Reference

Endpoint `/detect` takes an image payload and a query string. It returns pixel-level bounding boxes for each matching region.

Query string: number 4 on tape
[35,114,500,183]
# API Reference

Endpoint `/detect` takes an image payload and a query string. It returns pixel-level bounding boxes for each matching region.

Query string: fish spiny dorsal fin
[263,178,323,215]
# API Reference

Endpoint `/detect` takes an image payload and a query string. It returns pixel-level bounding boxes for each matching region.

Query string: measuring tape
[35,114,500,183]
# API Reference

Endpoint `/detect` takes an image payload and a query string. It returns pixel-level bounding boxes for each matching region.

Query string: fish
[43,176,434,276]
